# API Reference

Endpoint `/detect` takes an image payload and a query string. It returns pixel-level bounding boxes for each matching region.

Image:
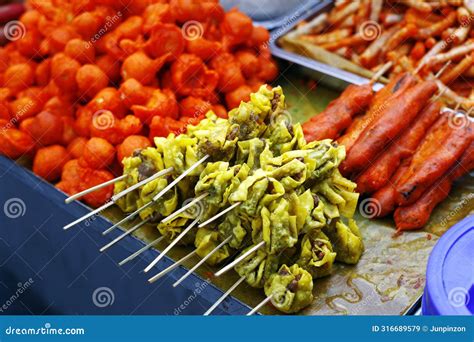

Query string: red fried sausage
[302,83,373,142]
[356,101,441,194]
[340,80,438,175]
[396,115,472,206]
[394,142,474,231]
[338,73,417,153]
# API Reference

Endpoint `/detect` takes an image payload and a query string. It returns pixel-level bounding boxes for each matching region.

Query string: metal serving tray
[269,0,385,91]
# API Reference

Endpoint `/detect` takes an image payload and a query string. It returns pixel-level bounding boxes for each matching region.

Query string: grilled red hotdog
[340,80,438,176]
[302,83,373,142]
[395,115,472,206]
[394,142,474,231]
[338,73,417,153]
[356,101,441,194]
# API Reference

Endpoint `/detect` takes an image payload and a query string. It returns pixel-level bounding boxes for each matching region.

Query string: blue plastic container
[422,215,474,315]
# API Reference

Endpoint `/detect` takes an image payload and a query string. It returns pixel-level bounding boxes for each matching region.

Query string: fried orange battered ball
[0,128,35,159]
[67,137,88,159]
[179,96,211,118]
[76,64,109,99]
[221,9,253,49]
[87,87,127,119]
[225,85,252,109]
[121,51,168,85]
[9,96,42,122]
[19,111,64,146]
[33,145,70,181]
[58,159,114,207]
[170,54,218,98]
[132,88,178,124]
[79,137,115,169]
[144,23,184,59]
[118,78,153,108]
[210,53,245,93]
[51,53,81,93]
[117,135,151,164]
[65,38,96,64]
[3,63,35,92]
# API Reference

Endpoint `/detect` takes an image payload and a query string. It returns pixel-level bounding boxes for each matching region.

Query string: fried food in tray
[302,72,473,232]
[282,0,474,109]
[113,86,364,314]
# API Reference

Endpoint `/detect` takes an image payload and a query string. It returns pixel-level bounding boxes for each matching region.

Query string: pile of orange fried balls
[0,0,278,207]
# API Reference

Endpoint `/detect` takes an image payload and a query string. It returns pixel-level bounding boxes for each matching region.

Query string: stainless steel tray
[269,0,385,91]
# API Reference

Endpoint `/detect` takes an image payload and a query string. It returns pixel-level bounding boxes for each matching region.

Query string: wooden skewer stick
[63,201,115,230]
[63,167,173,231]
[99,217,152,252]
[203,275,246,316]
[246,294,274,316]
[65,174,127,204]
[101,155,209,236]
[434,60,452,79]
[148,250,198,284]
[143,218,200,273]
[214,240,266,277]
[198,202,241,228]
[172,235,233,287]
[110,167,174,203]
[369,61,393,84]
[118,236,164,266]
[161,193,208,224]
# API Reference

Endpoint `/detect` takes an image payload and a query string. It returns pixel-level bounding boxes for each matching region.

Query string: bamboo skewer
[118,236,164,266]
[64,174,127,204]
[198,202,241,228]
[204,275,246,316]
[101,155,209,236]
[143,218,200,273]
[172,235,233,287]
[214,241,266,277]
[247,294,273,316]
[148,250,198,284]
[99,217,152,252]
[62,167,173,231]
